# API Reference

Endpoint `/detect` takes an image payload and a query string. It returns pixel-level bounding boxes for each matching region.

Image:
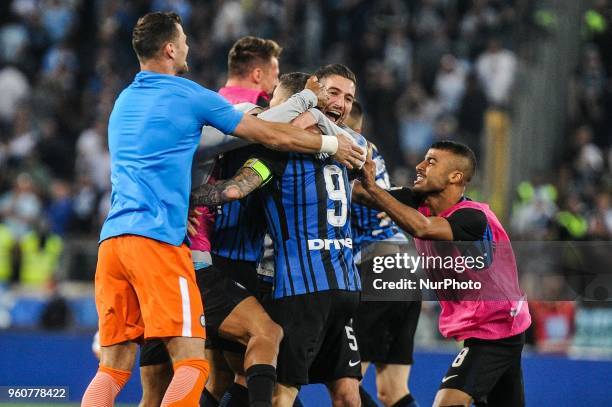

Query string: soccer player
[81,12,364,407]
[195,66,366,407]
[137,82,330,407]
[347,102,420,407]
[208,36,282,407]
[359,141,531,407]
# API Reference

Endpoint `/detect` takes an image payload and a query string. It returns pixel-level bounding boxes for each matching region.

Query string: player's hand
[187,208,202,237]
[360,143,376,189]
[305,76,329,109]
[377,211,392,227]
[333,132,366,170]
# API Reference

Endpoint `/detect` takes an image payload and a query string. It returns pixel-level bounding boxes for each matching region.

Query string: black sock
[219,383,249,407]
[201,388,220,407]
[392,393,418,407]
[292,395,304,407]
[245,364,276,407]
[359,385,378,407]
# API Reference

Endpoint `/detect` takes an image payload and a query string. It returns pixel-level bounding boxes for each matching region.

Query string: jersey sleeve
[446,208,488,241]
[387,187,423,209]
[247,145,288,178]
[192,86,244,135]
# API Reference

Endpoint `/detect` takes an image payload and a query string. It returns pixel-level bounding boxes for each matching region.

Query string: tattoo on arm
[190,167,263,207]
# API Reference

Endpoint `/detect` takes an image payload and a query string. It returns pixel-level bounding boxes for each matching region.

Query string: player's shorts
[140,339,170,366]
[95,235,205,346]
[439,332,526,407]
[211,254,258,293]
[266,290,362,386]
[354,300,421,364]
[196,263,252,353]
[206,255,259,353]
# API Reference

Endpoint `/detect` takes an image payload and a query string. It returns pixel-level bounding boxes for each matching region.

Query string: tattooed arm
[190,167,265,207]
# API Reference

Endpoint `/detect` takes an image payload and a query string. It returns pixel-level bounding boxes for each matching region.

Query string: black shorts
[211,254,259,293]
[439,332,526,407]
[354,300,421,364]
[140,339,170,367]
[266,290,362,386]
[196,264,251,340]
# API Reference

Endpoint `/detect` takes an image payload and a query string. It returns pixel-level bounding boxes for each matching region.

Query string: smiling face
[413,148,464,194]
[319,74,356,125]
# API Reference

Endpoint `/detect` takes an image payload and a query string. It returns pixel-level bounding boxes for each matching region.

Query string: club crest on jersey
[307,238,353,250]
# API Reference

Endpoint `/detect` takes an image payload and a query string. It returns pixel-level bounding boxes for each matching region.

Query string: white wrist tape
[319,135,338,155]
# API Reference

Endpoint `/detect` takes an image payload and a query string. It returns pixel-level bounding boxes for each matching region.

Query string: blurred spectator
[397,81,440,167]
[588,192,612,239]
[456,72,488,158]
[0,65,30,126]
[19,218,62,286]
[0,223,15,283]
[475,38,517,106]
[0,172,41,240]
[435,54,468,113]
[47,179,72,236]
[75,119,110,193]
[530,299,575,354]
[41,0,77,42]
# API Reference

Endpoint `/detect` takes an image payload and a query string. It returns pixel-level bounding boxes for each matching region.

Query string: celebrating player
[359,141,531,407]
[81,12,364,407]
[348,102,420,407]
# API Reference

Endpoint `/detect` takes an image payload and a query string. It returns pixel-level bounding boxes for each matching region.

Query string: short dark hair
[349,100,363,121]
[228,36,282,78]
[430,140,477,182]
[132,12,182,61]
[278,72,310,95]
[314,64,357,86]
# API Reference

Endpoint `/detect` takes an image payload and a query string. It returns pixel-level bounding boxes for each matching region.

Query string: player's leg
[432,389,473,407]
[139,339,173,407]
[434,333,526,407]
[327,378,361,407]
[268,293,330,407]
[273,383,300,406]
[358,362,378,407]
[316,292,362,407]
[217,296,283,407]
[82,238,140,406]
[218,350,249,406]
[374,364,415,407]
[374,300,421,406]
[478,350,525,407]
[127,236,209,406]
[204,347,234,405]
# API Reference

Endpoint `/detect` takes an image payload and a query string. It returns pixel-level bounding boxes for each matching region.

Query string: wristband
[319,135,339,155]
[243,158,273,186]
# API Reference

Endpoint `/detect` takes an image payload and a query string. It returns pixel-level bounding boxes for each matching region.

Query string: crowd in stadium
[0,0,610,356]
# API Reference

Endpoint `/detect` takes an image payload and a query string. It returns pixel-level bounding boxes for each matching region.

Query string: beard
[413,181,445,195]
[176,61,189,75]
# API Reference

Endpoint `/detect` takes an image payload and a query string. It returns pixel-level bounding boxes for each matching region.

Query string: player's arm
[197,84,364,169]
[190,158,272,207]
[360,147,453,240]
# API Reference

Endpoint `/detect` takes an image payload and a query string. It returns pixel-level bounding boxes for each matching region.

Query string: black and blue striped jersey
[252,140,366,299]
[351,144,404,258]
[211,146,267,262]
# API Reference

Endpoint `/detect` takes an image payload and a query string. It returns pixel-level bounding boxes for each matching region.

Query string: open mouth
[414,173,425,184]
[325,110,342,123]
